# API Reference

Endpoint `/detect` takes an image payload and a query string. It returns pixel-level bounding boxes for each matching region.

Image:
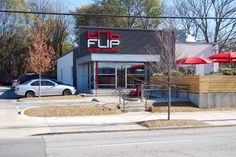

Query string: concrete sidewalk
[1,107,236,138]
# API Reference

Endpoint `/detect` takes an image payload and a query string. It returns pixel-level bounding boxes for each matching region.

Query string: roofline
[176,41,216,45]
[78,26,162,32]
[57,51,73,61]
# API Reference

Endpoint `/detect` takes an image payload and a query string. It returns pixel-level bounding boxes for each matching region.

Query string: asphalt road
[0,86,22,99]
[0,126,236,157]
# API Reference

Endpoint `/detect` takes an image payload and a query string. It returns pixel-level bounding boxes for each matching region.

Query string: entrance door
[117,64,126,88]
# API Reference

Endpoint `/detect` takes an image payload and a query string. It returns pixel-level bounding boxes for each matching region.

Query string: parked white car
[15,79,76,97]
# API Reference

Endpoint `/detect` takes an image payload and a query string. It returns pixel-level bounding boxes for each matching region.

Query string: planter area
[178,75,236,108]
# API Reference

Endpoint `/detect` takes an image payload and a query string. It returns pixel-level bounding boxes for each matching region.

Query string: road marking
[94,139,192,148]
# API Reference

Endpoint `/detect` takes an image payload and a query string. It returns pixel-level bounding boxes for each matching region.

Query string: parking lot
[0,86,22,99]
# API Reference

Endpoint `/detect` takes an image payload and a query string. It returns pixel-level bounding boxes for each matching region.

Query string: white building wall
[176,43,218,75]
[57,52,73,86]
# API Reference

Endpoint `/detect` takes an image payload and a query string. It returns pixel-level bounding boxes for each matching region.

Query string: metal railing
[142,83,190,107]
[115,87,140,113]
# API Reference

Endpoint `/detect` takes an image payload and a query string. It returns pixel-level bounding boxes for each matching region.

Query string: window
[98,62,116,74]
[127,64,144,75]
[93,62,145,89]
[98,75,115,84]
[42,81,55,86]
[88,62,94,89]
[126,63,145,88]
[97,62,116,88]
[31,81,39,86]
[31,81,55,86]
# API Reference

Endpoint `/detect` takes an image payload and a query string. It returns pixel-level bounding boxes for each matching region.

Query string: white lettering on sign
[87,30,120,52]
[88,39,120,48]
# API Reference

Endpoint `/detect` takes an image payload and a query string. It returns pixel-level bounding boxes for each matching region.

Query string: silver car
[15,79,76,97]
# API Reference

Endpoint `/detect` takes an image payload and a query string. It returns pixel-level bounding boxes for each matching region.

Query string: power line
[0,10,236,20]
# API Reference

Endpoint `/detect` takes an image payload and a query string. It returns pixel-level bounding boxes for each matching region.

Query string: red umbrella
[175,57,211,74]
[175,57,211,65]
[209,51,236,59]
[212,58,236,63]
[209,52,236,69]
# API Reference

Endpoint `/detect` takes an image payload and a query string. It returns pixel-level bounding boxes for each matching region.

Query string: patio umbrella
[175,57,211,74]
[175,57,211,64]
[209,52,236,68]
[212,58,236,63]
[209,51,236,60]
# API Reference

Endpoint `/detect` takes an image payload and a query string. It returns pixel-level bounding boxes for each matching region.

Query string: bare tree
[167,0,236,51]
[146,29,184,120]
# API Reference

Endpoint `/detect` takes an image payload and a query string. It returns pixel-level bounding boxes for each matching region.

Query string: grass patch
[148,102,236,112]
[138,119,208,128]
[24,104,122,117]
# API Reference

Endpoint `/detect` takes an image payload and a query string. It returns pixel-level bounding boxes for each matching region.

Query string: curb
[31,124,236,137]
[17,99,89,103]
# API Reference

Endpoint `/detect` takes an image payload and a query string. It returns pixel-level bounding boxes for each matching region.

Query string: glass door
[117,63,126,88]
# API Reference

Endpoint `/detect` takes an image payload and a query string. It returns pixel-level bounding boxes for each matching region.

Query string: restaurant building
[57,26,216,94]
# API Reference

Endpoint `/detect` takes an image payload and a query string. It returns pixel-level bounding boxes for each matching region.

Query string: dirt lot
[24,104,122,117]
[148,102,236,112]
[138,119,208,128]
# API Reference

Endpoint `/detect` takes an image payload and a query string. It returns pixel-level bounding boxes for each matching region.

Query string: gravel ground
[24,104,122,117]
[148,102,236,112]
[138,119,208,128]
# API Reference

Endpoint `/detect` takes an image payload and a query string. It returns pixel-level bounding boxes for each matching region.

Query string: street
[0,87,236,157]
[0,126,236,157]
[0,87,21,100]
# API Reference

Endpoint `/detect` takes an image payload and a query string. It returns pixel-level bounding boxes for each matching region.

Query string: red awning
[175,57,211,65]
[129,65,144,69]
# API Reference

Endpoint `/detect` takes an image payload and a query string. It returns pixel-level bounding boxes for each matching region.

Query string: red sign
[87,30,120,52]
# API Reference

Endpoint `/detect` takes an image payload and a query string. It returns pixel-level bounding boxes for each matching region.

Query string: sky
[26,0,172,12]
[64,0,93,10]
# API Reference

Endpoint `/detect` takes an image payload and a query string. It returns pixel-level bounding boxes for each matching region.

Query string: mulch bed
[148,102,236,112]
[138,119,208,128]
[24,104,122,117]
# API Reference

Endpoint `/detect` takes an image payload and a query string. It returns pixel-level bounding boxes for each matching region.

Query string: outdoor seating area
[115,73,236,111]
[176,51,236,74]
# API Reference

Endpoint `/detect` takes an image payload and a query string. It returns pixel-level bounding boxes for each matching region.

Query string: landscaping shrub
[232,70,236,75]
[222,70,234,75]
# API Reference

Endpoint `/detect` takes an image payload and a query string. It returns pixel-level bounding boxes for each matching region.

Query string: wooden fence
[178,75,236,93]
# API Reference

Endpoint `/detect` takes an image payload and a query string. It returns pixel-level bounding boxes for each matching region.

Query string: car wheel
[63,89,72,96]
[25,91,35,97]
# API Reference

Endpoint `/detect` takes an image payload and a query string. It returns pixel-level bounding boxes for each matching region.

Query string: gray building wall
[78,26,175,57]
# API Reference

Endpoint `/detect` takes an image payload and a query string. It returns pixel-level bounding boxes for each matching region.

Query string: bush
[153,73,165,77]
[222,70,234,75]
[232,70,236,75]
[153,70,185,77]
